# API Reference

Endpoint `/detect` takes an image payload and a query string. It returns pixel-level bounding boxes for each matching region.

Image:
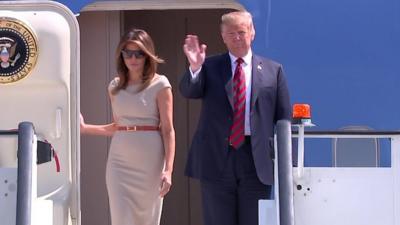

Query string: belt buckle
[127,126,136,131]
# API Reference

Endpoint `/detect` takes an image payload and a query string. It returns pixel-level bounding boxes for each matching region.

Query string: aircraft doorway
[79,8,235,225]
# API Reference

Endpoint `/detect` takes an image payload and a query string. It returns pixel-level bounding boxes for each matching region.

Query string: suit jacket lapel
[222,53,234,109]
[251,56,264,111]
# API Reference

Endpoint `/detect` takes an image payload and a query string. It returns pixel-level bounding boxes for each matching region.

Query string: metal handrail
[16,122,35,225]
[0,130,18,135]
[291,130,400,138]
[276,120,295,225]
[292,129,400,180]
[1,122,35,225]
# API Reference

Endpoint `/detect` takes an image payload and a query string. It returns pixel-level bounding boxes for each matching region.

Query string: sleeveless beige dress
[106,75,171,225]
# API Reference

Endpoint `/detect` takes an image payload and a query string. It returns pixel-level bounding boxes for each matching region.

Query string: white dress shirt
[189,50,253,135]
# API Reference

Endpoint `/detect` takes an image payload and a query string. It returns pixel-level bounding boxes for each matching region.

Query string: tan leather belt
[117,125,159,131]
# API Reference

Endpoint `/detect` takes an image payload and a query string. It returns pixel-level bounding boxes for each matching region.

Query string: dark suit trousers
[200,138,272,225]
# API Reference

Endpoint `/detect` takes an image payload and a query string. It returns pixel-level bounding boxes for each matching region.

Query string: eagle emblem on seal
[0,37,20,69]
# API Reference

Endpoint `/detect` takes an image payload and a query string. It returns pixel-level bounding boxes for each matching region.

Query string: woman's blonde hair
[112,28,164,94]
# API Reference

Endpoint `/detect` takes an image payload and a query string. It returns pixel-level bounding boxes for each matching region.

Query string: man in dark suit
[179,10,291,225]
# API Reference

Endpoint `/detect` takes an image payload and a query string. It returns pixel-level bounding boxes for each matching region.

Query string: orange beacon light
[292,103,313,125]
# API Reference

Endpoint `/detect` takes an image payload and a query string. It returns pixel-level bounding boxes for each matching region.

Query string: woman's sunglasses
[121,49,146,59]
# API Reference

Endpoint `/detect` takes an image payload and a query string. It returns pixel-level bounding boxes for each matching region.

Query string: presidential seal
[0,17,38,84]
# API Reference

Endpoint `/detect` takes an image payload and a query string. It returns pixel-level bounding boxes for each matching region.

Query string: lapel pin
[257,64,262,71]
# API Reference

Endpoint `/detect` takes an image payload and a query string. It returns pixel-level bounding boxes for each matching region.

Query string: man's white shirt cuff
[189,67,202,83]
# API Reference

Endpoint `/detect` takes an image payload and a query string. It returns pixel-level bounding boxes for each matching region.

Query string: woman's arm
[157,87,176,197]
[80,113,117,137]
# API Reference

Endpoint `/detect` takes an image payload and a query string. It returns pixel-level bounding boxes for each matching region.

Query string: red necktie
[229,58,246,149]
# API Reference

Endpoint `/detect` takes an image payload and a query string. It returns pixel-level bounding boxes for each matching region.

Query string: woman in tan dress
[80,28,175,225]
